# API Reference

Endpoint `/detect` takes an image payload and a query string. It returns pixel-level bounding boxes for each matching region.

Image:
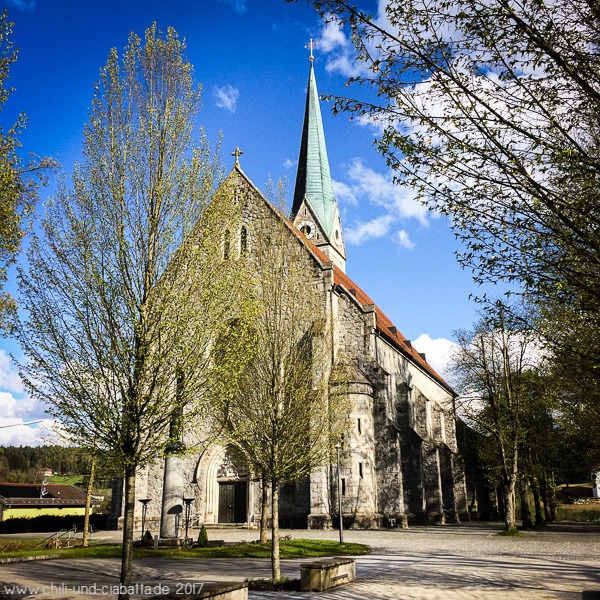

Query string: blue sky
[0,0,489,444]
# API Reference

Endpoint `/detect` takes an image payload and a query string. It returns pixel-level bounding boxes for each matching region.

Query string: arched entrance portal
[195,445,253,525]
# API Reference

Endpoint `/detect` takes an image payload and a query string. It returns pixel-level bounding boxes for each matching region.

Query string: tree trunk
[540,472,551,522]
[271,478,280,582]
[503,477,518,533]
[119,463,136,600]
[519,476,533,529]
[547,472,558,522]
[530,475,544,526]
[260,478,269,545]
[82,454,96,547]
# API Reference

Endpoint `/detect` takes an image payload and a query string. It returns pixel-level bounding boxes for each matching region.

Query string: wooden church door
[218,481,248,523]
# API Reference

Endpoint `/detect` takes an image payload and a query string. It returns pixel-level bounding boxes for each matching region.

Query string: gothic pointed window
[223,229,231,259]
[240,226,247,255]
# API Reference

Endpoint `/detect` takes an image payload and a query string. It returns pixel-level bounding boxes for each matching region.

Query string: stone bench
[300,557,356,591]
[147,581,247,600]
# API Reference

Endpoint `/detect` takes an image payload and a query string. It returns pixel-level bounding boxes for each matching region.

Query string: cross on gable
[232,146,244,166]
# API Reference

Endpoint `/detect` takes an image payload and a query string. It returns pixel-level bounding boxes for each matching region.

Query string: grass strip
[0,538,370,561]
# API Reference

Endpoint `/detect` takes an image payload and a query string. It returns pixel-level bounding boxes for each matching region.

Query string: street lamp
[335,441,344,545]
[138,498,152,540]
[182,497,195,542]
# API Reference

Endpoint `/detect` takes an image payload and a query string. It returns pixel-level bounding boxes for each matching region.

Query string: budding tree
[14,25,247,597]
[452,303,541,532]
[214,199,350,581]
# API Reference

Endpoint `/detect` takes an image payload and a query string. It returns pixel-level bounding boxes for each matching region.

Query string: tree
[14,25,246,598]
[301,0,600,316]
[452,303,540,532]
[214,200,350,581]
[0,10,53,329]
[536,301,600,481]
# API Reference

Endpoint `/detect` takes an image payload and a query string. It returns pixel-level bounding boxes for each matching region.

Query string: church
[117,55,469,533]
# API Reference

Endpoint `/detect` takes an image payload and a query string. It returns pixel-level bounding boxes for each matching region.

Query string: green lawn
[0,538,370,561]
[46,475,86,486]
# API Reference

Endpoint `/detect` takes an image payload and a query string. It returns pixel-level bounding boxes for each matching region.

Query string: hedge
[0,513,108,534]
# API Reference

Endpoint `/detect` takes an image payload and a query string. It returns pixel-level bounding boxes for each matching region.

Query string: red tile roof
[296,222,452,393]
[332,265,452,394]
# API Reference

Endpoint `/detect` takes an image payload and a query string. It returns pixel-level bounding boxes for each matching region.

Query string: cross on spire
[305,38,317,61]
[232,146,244,166]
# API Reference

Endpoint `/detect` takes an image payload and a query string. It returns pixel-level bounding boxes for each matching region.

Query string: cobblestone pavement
[250,523,600,599]
[1,523,599,599]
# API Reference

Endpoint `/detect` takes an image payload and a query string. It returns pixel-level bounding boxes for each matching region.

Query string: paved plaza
[1,523,599,599]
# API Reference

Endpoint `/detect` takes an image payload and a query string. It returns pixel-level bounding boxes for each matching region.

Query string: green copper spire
[291,61,337,240]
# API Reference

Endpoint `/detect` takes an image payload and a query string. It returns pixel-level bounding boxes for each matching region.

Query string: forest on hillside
[0,445,111,484]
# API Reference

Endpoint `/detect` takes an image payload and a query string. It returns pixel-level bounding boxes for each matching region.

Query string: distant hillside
[0,445,109,484]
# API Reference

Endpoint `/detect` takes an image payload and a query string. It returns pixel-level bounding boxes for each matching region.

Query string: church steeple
[291,50,346,272]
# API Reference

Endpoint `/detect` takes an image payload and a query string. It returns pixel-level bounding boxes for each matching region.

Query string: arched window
[223,229,231,259]
[240,226,248,255]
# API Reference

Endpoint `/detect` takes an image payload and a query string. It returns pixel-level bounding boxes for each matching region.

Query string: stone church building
[117,57,468,534]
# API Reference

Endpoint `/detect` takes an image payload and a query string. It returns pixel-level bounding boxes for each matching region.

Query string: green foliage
[306,0,600,314]
[210,183,351,581]
[0,445,101,480]
[452,302,538,531]
[214,206,351,485]
[13,23,248,467]
[0,513,108,534]
[197,524,208,547]
[556,507,600,522]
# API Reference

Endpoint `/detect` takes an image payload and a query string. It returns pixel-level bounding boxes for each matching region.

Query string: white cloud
[0,352,57,445]
[337,159,428,247]
[325,53,366,79]
[332,179,357,205]
[318,19,350,53]
[318,14,370,79]
[345,158,428,223]
[0,418,61,447]
[213,85,240,113]
[0,390,39,420]
[0,349,23,393]
[283,158,295,169]
[395,229,415,249]
[412,333,458,379]
[345,214,394,245]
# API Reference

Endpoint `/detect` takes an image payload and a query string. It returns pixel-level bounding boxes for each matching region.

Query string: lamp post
[138,498,152,540]
[335,441,344,545]
[182,497,195,542]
